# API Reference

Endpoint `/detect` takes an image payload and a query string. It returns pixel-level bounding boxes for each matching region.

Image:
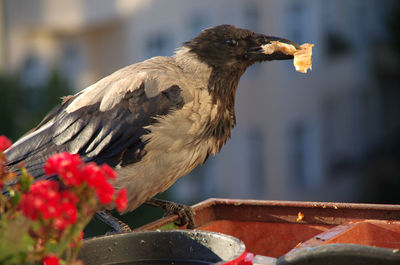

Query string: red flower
[101,164,117,180]
[43,153,65,175]
[21,153,121,228]
[52,202,77,231]
[30,180,59,195]
[115,188,128,212]
[42,254,60,265]
[96,181,114,204]
[20,180,61,220]
[60,202,78,225]
[60,168,83,186]
[20,195,42,220]
[44,153,83,186]
[60,190,79,204]
[81,162,105,189]
[53,217,68,231]
[0,135,12,152]
[81,162,119,205]
[20,180,60,220]
[41,201,61,219]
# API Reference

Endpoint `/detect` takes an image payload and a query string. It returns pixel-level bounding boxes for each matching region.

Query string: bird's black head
[182,25,301,148]
[184,24,299,71]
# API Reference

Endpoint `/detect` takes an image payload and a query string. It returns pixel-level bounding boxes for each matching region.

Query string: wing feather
[5,58,187,181]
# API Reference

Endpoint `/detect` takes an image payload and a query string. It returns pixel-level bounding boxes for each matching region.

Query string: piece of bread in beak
[262,41,314,73]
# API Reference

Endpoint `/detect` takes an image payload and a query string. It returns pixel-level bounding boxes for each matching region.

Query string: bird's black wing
[5,65,185,181]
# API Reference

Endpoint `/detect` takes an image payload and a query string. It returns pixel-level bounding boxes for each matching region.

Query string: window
[321,1,352,57]
[20,53,48,109]
[289,124,306,185]
[246,128,265,196]
[60,39,84,87]
[21,53,47,88]
[243,3,260,32]
[284,1,309,44]
[144,31,173,59]
[188,13,211,39]
[288,122,322,188]
[217,128,266,198]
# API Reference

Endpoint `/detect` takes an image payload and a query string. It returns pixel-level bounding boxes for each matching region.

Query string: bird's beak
[248,34,300,61]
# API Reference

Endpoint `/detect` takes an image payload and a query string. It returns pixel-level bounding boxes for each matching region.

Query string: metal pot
[78,230,249,265]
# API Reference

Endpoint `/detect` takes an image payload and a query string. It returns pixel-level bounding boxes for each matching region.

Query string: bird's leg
[95,210,132,234]
[145,198,195,229]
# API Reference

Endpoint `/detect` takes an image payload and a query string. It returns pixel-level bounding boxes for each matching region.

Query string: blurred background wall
[0,0,399,211]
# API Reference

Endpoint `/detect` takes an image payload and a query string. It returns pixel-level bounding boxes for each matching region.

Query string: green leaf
[9,191,21,207]
[158,222,179,230]
[19,168,33,192]
[0,215,34,264]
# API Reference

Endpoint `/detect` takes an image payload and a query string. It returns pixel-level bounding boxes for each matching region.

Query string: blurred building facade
[1,0,398,203]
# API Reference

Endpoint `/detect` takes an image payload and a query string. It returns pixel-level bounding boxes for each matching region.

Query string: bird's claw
[117,220,133,233]
[165,203,195,228]
[145,198,195,229]
[95,210,132,234]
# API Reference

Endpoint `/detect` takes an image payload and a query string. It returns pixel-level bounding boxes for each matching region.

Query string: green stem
[53,212,94,261]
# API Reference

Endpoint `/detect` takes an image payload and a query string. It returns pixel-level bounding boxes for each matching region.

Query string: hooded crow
[4,25,300,228]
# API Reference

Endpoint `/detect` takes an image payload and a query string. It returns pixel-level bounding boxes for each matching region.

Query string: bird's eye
[226,39,238,46]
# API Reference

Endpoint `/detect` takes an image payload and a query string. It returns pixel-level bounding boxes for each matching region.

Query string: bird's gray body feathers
[5,47,228,212]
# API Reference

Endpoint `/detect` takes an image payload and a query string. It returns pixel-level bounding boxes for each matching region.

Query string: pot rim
[79,229,247,265]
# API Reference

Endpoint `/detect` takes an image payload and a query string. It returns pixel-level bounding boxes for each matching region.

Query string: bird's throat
[205,68,243,152]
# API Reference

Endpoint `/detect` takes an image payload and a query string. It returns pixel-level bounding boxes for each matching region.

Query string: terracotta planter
[136,199,400,259]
